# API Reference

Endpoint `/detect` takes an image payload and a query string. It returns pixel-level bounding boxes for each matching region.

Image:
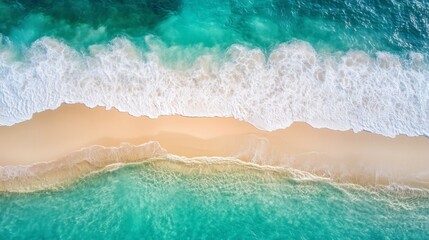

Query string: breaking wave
[0,36,428,137]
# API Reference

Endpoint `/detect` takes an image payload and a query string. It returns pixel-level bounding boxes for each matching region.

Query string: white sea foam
[0,36,428,137]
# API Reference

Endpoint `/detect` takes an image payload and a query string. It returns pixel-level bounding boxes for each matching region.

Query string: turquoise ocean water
[1,0,429,238]
[1,0,428,53]
[1,0,429,136]
[1,159,429,239]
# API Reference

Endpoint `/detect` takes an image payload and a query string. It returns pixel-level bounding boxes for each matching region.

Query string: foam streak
[0,37,428,137]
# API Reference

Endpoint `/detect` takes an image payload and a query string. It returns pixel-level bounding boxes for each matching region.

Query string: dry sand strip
[0,104,428,188]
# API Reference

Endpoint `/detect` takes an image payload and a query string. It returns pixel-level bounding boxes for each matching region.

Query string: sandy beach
[1,104,429,191]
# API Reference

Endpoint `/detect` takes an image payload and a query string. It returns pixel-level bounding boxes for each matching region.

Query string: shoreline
[1,104,429,191]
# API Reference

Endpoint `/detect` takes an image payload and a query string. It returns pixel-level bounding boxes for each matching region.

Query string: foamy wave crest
[0,36,428,137]
[2,140,428,193]
[0,142,166,192]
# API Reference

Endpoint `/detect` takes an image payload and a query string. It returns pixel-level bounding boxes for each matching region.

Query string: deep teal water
[1,0,428,54]
[1,1,429,238]
[1,160,428,239]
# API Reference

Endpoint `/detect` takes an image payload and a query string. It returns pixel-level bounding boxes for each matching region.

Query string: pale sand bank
[0,104,429,191]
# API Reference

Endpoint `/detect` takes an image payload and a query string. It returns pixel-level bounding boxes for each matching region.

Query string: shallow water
[1,159,428,239]
[1,1,428,238]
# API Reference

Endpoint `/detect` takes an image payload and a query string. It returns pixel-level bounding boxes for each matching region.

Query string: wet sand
[0,104,428,190]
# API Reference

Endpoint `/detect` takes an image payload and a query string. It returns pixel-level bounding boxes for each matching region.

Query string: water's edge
[1,141,427,193]
[1,37,428,138]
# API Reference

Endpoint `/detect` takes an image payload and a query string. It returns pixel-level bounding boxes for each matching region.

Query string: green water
[1,0,429,238]
[1,0,429,54]
[1,160,428,239]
